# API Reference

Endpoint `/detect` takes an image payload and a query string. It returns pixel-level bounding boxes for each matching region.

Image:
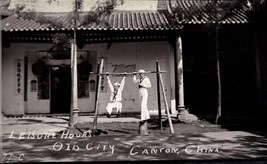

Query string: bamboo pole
[158,63,174,134]
[93,59,104,132]
[89,71,167,75]
[156,61,162,130]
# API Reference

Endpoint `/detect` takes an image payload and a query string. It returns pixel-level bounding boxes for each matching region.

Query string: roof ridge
[42,10,163,16]
[1,11,180,32]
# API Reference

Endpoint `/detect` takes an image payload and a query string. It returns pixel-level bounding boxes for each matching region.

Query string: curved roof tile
[1,11,180,32]
[173,0,249,24]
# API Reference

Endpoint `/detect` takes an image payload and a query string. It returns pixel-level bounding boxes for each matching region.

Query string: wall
[2,41,175,115]
[2,43,51,114]
[91,41,174,114]
[27,51,50,113]
[2,45,25,114]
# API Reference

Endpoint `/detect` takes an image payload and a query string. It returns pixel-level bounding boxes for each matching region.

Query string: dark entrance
[51,66,71,113]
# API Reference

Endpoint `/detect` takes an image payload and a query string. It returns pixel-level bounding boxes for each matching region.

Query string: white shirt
[107,76,125,102]
[133,75,151,89]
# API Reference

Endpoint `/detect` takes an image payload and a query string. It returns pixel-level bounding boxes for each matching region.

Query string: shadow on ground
[2,130,267,162]
[2,116,267,162]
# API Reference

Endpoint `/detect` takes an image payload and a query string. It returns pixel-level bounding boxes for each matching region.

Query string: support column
[175,35,186,121]
[73,31,79,122]
[70,30,79,127]
[254,31,262,112]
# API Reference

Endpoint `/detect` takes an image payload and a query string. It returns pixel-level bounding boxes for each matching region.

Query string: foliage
[170,0,266,25]
[47,0,59,5]
[14,4,36,20]
[15,0,123,29]
[246,0,266,9]
[74,0,84,11]
[246,0,267,24]
[169,0,266,124]
[52,33,70,46]
[38,14,65,28]
[14,0,123,45]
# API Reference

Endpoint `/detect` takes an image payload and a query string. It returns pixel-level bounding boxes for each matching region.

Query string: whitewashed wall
[2,41,175,115]
[2,46,25,114]
[92,41,174,114]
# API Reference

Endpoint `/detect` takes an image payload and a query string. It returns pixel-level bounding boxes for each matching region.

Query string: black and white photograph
[1,0,267,163]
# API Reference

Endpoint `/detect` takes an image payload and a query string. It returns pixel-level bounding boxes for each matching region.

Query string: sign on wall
[30,80,37,92]
[14,59,23,95]
[98,57,107,93]
[38,51,88,65]
[111,64,136,76]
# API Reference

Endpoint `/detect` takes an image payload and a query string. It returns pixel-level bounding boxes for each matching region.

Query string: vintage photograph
[1,0,267,163]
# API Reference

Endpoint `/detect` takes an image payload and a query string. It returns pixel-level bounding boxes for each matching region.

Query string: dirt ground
[3,115,267,162]
[69,117,227,136]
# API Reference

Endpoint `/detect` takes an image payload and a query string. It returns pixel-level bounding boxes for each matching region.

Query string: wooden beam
[92,59,104,132]
[158,62,174,134]
[156,60,162,130]
[89,71,167,75]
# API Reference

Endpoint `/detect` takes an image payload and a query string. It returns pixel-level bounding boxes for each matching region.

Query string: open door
[50,66,71,113]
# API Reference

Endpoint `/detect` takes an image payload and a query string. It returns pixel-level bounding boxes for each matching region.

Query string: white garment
[106,76,125,114]
[106,102,122,114]
[133,75,151,121]
[107,76,125,102]
[133,75,151,89]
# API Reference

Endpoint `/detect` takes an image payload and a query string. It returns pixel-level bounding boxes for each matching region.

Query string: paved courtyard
[1,115,267,163]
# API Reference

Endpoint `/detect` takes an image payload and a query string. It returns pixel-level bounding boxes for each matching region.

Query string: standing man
[106,73,126,118]
[133,69,151,134]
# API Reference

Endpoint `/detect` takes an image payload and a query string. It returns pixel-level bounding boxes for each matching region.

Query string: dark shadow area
[3,118,68,126]
[182,24,267,137]
[5,122,68,126]
[105,129,131,134]
[2,131,267,162]
[49,117,227,137]
[194,114,267,138]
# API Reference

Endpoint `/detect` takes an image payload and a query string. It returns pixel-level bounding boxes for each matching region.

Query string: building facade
[2,0,266,122]
[1,0,180,115]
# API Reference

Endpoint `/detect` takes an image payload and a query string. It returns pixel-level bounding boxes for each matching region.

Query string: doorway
[50,66,71,113]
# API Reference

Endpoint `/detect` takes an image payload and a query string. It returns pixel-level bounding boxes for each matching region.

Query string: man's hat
[113,82,120,87]
[138,69,146,73]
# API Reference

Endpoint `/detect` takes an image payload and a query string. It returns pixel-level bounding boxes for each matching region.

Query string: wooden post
[156,60,162,130]
[93,59,104,131]
[158,63,174,134]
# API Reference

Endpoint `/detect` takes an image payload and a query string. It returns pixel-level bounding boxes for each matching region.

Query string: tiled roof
[172,0,250,24]
[1,11,178,32]
[1,1,252,32]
